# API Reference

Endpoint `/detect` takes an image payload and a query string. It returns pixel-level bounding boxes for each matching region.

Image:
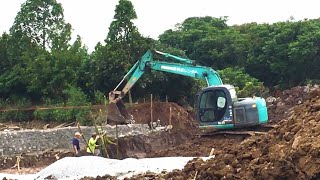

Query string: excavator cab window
[217,97,226,108]
[199,89,227,122]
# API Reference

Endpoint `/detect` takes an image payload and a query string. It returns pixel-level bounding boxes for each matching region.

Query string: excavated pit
[107,102,198,159]
[0,102,198,172]
[129,85,320,179]
[3,85,320,179]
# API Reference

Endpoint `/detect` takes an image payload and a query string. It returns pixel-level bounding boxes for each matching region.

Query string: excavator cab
[196,85,268,130]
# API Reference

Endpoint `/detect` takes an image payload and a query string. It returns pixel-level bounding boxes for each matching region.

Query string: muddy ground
[2,85,320,180]
[129,85,320,179]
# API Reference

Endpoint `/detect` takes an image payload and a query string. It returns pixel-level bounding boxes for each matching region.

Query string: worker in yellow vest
[86,132,99,155]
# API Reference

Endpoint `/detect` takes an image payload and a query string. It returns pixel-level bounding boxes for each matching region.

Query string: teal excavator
[108,50,268,130]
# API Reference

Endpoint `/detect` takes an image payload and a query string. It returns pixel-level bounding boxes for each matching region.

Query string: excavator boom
[107,50,222,124]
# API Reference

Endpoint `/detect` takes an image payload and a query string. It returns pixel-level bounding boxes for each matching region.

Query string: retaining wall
[0,124,150,156]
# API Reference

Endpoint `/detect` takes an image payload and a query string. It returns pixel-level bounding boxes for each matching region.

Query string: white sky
[0,0,319,51]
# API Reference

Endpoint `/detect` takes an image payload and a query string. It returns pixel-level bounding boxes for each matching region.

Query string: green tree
[10,0,71,50]
[25,36,88,101]
[94,0,152,99]
[159,16,248,69]
[0,32,41,99]
[218,67,267,97]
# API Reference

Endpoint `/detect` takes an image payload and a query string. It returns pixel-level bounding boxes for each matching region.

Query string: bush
[0,96,33,122]
[94,90,107,105]
[218,67,268,97]
[34,86,91,124]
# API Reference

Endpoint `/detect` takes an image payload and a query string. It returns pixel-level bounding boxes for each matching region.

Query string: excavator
[108,50,268,130]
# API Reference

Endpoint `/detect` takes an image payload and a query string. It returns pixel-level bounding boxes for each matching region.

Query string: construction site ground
[1,85,320,179]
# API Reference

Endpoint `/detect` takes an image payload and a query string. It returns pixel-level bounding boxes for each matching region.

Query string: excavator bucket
[107,100,133,124]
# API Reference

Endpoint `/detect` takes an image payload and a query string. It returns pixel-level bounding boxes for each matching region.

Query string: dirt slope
[128,102,198,131]
[130,87,320,180]
[267,85,319,124]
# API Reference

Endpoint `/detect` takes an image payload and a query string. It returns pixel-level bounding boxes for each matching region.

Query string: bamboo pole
[98,111,109,158]
[77,122,92,154]
[91,111,106,157]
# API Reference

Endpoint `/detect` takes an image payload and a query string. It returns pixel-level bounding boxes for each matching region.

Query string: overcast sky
[0,0,319,51]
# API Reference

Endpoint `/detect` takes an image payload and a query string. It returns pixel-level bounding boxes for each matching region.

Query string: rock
[292,136,302,149]
[315,112,320,121]
[223,154,235,164]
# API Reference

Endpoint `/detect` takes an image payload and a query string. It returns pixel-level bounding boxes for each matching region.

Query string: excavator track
[197,124,276,137]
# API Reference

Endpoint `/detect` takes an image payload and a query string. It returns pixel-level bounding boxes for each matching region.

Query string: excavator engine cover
[108,100,133,124]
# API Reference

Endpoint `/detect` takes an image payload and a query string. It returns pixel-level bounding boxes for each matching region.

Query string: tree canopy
[1,0,320,122]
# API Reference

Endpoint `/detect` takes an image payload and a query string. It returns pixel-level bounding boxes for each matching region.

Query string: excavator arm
[108,50,223,124]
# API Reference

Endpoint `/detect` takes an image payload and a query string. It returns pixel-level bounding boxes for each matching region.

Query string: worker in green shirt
[86,132,99,155]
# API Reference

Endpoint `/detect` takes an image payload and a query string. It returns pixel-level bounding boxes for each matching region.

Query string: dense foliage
[1,0,320,122]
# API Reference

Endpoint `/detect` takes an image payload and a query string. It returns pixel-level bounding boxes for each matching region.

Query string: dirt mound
[127,102,198,131]
[147,135,247,158]
[130,87,320,179]
[107,130,191,159]
[267,85,319,124]
[0,150,73,170]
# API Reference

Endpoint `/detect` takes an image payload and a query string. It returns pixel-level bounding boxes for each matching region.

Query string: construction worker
[72,132,81,157]
[86,132,100,155]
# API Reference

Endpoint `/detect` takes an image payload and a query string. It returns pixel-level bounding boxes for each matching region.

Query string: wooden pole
[169,107,172,125]
[116,124,120,159]
[209,148,215,156]
[104,95,108,124]
[193,171,198,180]
[150,94,153,129]
[169,106,172,133]
[128,90,133,106]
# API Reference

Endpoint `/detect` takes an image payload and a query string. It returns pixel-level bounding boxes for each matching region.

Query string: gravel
[0,156,213,180]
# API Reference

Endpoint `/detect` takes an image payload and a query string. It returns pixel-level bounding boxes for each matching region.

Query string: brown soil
[108,130,192,159]
[0,120,62,130]
[127,102,198,131]
[146,134,247,157]
[0,149,74,171]
[5,86,320,180]
[267,85,319,124]
[129,86,320,180]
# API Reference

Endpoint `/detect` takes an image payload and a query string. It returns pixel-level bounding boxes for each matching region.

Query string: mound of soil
[130,87,320,179]
[147,135,247,158]
[0,150,74,170]
[128,102,198,131]
[107,130,192,159]
[0,120,62,131]
[267,85,319,124]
